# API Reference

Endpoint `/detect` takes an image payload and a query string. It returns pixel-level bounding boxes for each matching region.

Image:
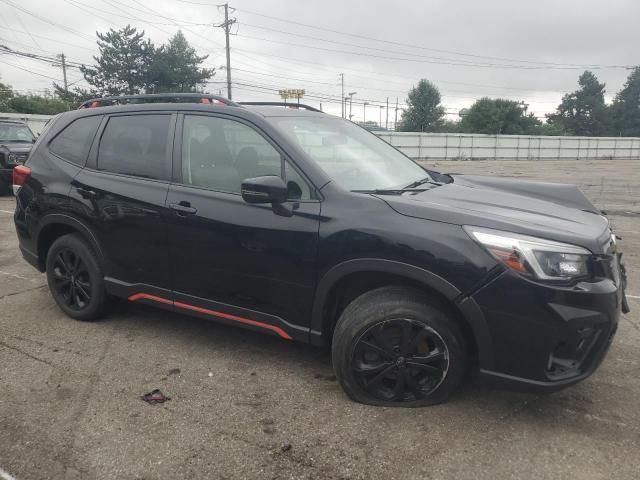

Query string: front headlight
[464,226,592,281]
[7,153,18,164]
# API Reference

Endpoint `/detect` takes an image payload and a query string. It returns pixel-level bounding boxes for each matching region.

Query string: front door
[165,113,321,340]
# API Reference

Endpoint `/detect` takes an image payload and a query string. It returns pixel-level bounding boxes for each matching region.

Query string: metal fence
[375,132,640,161]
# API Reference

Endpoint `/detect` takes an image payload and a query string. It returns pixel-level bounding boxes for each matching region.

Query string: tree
[458,98,541,134]
[435,119,460,133]
[81,25,155,96]
[546,71,610,136]
[149,31,214,93]
[398,79,445,132]
[0,82,14,112]
[7,94,68,115]
[1,82,68,115]
[610,66,640,137]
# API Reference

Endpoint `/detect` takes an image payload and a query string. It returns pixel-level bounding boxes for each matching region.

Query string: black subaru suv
[12,94,628,407]
[0,119,36,194]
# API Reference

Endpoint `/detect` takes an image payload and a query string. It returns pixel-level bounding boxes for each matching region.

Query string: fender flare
[310,258,494,369]
[36,213,105,270]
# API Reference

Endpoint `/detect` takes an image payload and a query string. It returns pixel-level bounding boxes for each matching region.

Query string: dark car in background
[12,94,629,407]
[0,120,36,195]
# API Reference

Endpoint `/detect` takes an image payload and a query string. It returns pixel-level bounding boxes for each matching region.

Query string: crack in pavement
[0,284,47,300]
[0,340,56,367]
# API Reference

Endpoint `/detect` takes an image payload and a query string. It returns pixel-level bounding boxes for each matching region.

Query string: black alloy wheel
[332,286,467,407]
[352,319,449,402]
[46,233,108,321]
[51,248,92,310]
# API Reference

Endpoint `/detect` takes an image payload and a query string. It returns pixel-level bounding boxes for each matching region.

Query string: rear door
[70,112,176,298]
[165,113,321,340]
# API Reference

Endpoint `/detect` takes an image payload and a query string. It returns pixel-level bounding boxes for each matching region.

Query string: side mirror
[241,175,288,204]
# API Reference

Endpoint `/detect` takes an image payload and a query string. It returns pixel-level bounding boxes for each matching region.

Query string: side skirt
[105,277,308,342]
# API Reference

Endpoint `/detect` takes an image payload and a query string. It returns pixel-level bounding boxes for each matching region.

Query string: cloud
[1,0,637,120]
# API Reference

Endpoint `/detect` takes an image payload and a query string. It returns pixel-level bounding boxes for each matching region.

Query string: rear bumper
[472,269,622,393]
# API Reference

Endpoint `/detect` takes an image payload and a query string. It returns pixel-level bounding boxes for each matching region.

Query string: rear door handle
[169,202,197,216]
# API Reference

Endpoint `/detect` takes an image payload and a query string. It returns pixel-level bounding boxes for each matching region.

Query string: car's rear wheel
[46,233,108,321]
[332,286,467,407]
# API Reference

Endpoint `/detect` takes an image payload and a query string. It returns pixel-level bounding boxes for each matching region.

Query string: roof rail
[78,93,241,109]
[239,102,324,113]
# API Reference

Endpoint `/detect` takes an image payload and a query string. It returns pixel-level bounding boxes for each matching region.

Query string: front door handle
[169,202,197,216]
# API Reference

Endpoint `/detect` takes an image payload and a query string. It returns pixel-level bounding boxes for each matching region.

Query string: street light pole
[363,102,369,123]
[379,105,383,128]
[348,92,357,120]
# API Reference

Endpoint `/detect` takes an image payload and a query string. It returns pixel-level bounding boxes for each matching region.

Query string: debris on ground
[141,389,171,404]
[168,368,181,376]
[281,444,292,452]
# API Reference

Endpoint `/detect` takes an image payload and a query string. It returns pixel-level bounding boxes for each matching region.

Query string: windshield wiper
[403,176,444,189]
[352,188,429,195]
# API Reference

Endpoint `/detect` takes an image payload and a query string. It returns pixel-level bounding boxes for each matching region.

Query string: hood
[0,142,33,154]
[377,174,611,253]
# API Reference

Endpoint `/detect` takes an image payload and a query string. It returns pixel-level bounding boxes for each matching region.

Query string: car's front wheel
[46,233,108,321]
[332,286,467,407]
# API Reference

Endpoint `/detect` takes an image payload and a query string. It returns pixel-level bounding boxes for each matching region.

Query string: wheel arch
[310,258,494,370]
[36,213,105,272]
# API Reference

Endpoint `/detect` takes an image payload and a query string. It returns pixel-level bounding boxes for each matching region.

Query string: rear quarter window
[48,115,102,166]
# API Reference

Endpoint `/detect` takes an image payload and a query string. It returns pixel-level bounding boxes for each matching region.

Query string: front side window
[181,115,310,199]
[268,116,430,191]
[49,116,102,166]
[97,115,171,180]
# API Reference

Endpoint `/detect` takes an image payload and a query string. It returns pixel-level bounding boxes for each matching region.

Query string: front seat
[235,146,259,181]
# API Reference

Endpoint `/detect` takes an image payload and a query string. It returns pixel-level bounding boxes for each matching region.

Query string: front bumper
[473,268,623,393]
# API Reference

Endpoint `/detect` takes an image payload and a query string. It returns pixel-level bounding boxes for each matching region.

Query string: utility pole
[339,73,344,118]
[363,102,369,123]
[385,97,389,130]
[217,3,236,100]
[379,105,383,128]
[57,53,68,94]
[394,97,399,131]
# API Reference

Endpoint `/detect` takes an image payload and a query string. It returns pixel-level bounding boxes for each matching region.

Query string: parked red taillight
[12,165,32,192]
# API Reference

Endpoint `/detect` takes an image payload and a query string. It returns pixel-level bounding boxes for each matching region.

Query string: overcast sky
[1,0,638,123]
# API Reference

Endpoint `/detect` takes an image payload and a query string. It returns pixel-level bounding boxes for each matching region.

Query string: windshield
[0,124,35,142]
[269,116,430,191]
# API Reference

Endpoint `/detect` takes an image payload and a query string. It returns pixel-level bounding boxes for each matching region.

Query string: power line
[235,7,632,70]
[0,0,94,41]
[0,58,62,81]
[10,5,42,51]
[230,47,557,98]
[235,32,621,71]
[0,27,96,52]
[238,22,600,71]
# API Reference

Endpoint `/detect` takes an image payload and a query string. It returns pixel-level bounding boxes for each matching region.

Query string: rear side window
[49,116,102,166]
[97,115,172,180]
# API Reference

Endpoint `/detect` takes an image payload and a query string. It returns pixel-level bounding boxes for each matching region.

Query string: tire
[332,286,467,407]
[45,233,108,321]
